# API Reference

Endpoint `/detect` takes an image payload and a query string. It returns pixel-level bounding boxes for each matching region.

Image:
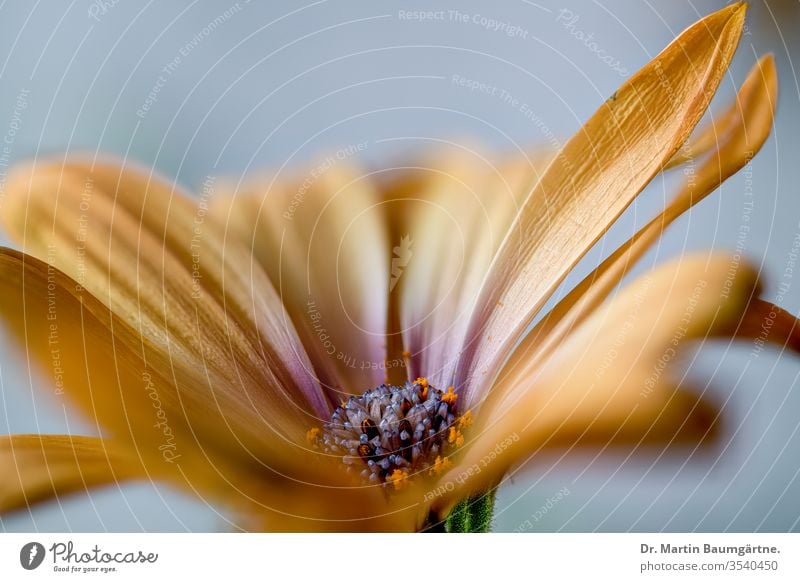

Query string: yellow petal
[454,4,748,406]
[513,54,778,378]
[437,253,758,502]
[211,163,391,399]
[0,434,132,513]
[1,159,328,433]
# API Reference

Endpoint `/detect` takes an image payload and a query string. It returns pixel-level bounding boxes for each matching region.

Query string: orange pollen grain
[448,425,466,447]
[448,427,457,444]
[429,455,452,476]
[458,410,474,429]
[414,377,429,398]
[441,386,458,405]
[387,469,409,490]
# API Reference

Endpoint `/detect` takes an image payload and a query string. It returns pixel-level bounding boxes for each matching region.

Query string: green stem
[444,489,497,533]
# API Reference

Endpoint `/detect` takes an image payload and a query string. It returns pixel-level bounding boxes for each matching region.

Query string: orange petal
[0,248,299,490]
[512,54,778,379]
[0,434,133,514]
[454,4,748,407]
[437,252,758,502]
[728,299,800,352]
[0,249,412,529]
[1,158,329,432]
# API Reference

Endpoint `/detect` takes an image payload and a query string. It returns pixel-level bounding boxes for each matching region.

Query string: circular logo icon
[19,542,46,570]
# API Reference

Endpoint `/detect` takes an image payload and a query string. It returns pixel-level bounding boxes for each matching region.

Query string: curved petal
[0,434,133,514]
[210,164,391,401]
[434,253,766,503]
[0,248,297,488]
[1,158,328,431]
[511,54,778,382]
[453,4,748,407]
[0,249,416,530]
[729,298,800,351]
[664,81,744,170]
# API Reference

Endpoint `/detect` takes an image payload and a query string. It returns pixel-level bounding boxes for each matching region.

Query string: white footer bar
[1,533,798,581]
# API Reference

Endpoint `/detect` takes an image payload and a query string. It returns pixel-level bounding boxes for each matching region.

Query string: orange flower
[0,4,796,531]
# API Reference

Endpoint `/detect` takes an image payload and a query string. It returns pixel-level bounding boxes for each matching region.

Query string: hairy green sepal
[444,489,496,533]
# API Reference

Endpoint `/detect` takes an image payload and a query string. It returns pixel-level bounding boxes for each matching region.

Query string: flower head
[0,3,798,531]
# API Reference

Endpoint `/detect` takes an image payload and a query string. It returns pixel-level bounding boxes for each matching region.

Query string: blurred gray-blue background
[1,0,799,532]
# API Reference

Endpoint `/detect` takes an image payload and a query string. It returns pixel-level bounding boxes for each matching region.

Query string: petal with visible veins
[1,159,329,429]
[454,3,748,407]
[511,54,778,383]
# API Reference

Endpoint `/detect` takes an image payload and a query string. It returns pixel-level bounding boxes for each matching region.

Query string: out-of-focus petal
[1,159,329,431]
[0,434,133,514]
[728,299,800,351]
[391,146,553,388]
[435,253,759,504]
[454,3,747,407]
[211,164,390,402]
[0,249,414,529]
[0,248,301,490]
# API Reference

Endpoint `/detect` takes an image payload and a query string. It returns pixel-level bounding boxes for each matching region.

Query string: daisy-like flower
[0,3,797,531]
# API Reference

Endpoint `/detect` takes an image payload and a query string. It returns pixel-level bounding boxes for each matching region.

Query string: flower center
[308,378,472,489]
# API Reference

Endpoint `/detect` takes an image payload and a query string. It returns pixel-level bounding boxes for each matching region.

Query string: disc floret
[312,378,469,488]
